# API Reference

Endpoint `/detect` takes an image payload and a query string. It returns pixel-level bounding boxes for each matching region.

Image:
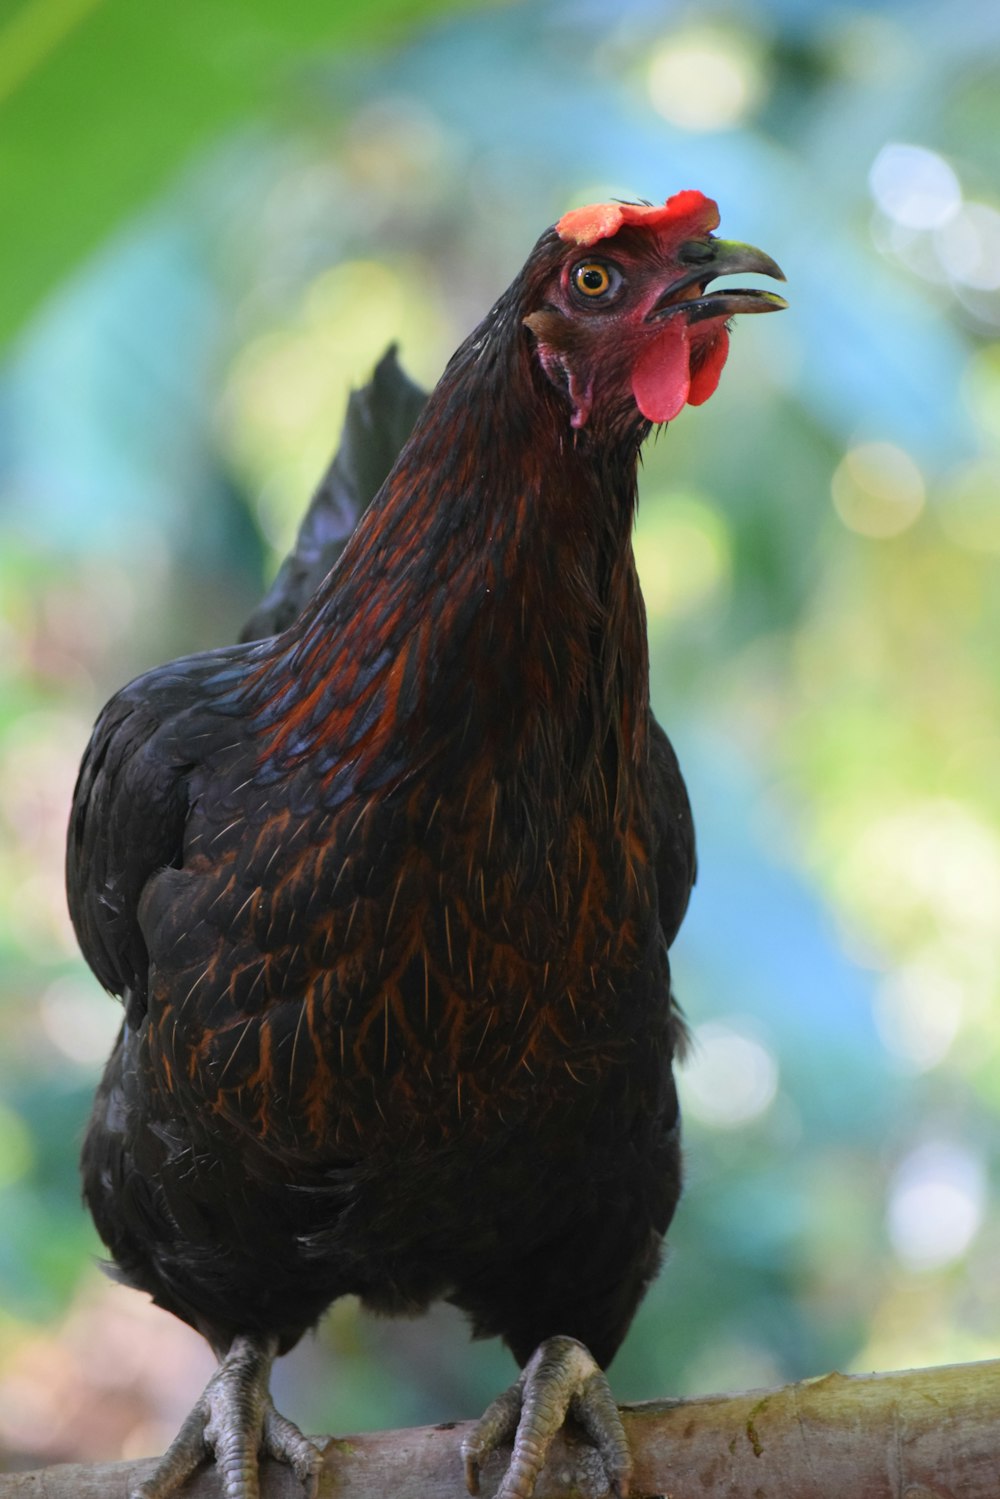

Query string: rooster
[67,190,785,1499]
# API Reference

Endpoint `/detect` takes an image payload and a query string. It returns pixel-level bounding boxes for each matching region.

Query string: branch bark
[3,1358,996,1499]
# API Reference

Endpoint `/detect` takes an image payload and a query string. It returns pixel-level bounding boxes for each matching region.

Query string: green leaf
[0,0,488,348]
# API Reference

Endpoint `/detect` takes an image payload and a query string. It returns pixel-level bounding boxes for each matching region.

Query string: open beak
[648,239,788,323]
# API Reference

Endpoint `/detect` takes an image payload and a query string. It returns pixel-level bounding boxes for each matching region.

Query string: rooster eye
[571,260,621,300]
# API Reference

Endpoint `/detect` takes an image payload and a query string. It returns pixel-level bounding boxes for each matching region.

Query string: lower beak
[648,238,788,322]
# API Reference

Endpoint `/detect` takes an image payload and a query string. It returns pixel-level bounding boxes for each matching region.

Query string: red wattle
[631,322,692,423]
[687,329,730,406]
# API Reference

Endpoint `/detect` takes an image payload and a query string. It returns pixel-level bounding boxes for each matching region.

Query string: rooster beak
[648,239,788,323]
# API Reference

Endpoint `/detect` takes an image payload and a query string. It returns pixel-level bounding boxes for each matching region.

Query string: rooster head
[523,190,786,432]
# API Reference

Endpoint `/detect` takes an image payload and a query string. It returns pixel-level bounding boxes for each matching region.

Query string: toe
[463,1379,526,1494]
[465,1337,632,1499]
[130,1398,211,1499]
[571,1370,631,1497]
[263,1406,324,1497]
[129,1334,318,1499]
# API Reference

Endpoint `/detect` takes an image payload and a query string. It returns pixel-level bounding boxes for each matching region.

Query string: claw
[131,1334,322,1499]
[462,1336,631,1499]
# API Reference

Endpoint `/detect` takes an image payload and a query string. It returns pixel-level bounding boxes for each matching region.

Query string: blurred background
[2,0,999,1473]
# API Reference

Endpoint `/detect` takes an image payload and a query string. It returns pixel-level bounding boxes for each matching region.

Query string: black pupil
[581,267,605,291]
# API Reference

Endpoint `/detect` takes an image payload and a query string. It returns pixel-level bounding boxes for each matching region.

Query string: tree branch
[3,1358,995,1498]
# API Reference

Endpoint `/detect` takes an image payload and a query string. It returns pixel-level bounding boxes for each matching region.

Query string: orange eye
[571,260,620,299]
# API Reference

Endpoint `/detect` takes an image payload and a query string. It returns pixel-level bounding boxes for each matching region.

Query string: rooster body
[68,192,785,1499]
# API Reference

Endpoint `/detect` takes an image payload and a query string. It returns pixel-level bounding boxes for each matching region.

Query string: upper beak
[647,238,788,323]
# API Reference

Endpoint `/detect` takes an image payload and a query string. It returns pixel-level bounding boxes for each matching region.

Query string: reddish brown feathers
[69,192,783,1417]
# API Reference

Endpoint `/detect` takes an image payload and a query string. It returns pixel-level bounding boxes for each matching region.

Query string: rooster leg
[131,1333,322,1499]
[462,1336,632,1499]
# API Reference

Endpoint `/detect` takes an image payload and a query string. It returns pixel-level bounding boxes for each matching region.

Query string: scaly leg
[462,1336,631,1499]
[131,1333,322,1499]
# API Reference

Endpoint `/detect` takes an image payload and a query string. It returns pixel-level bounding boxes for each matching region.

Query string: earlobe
[524,311,594,428]
[565,366,594,428]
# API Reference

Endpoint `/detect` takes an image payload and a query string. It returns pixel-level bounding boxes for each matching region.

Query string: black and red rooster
[67,191,785,1499]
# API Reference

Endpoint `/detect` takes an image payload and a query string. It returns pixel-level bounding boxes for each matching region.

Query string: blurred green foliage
[2,0,1000,1474]
[0,0,485,345]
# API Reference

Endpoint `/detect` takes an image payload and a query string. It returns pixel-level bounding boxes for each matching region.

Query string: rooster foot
[462,1335,632,1499]
[130,1333,322,1499]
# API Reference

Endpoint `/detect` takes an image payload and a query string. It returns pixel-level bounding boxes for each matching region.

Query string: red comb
[556,190,720,248]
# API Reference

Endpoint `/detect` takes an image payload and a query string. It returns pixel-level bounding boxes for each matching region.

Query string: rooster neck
[255,334,651,795]
[344,338,644,652]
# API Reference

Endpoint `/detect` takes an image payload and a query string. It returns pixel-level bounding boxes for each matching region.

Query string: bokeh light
[887,1142,986,1270]
[869,143,962,230]
[830,441,925,538]
[647,28,766,132]
[38,977,121,1068]
[873,955,965,1073]
[936,203,1000,292]
[633,494,732,621]
[850,799,1000,944]
[679,1021,779,1129]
